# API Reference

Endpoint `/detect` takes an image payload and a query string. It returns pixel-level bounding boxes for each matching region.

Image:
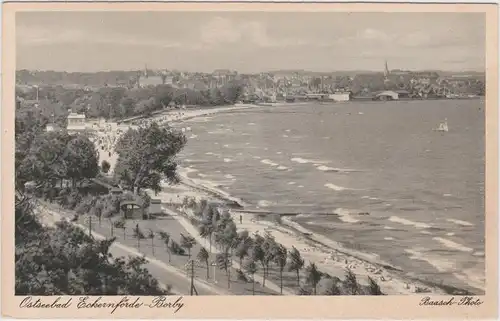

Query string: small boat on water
[434,118,449,132]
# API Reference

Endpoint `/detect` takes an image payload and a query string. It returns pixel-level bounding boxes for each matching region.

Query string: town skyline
[16,66,486,74]
[17,12,485,73]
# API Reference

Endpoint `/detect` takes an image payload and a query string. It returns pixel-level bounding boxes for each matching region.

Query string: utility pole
[88,215,92,237]
[186,260,198,296]
[190,260,195,296]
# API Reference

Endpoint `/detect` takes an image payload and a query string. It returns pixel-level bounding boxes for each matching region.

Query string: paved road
[38,204,225,296]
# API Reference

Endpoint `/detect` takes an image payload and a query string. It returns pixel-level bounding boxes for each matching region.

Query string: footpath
[39,202,279,296]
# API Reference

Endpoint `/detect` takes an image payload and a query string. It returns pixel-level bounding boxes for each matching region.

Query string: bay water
[178,99,485,293]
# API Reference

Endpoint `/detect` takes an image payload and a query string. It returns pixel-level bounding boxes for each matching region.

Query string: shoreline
[103,103,481,295]
[170,169,482,295]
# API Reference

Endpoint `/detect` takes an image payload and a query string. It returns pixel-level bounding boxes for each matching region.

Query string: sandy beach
[93,104,451,295]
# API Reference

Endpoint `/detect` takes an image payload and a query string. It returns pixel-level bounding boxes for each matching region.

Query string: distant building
[328,92,351,102]
[67,110,87,134]
[394,90,411,99]
[136,65,164,88]
[148,198,163,216]
[384,60,390,79]
[18,98,40,109]
[45,123,61,132]
[212,69,237,86]
[375,90,399,100]
[180,80,208,91]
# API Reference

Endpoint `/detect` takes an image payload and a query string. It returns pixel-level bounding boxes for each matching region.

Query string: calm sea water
[178,100,485,292]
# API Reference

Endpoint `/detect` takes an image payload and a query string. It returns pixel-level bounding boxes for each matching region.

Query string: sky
[16,11,485,73]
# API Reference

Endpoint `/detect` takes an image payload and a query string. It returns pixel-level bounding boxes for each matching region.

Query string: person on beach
[240,214,242,224]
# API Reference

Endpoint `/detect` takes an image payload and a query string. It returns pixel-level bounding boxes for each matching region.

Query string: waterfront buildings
[375,90,400,100]
[328,92,351,102]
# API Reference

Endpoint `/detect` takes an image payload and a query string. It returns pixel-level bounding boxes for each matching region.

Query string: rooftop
[68,112,86,119]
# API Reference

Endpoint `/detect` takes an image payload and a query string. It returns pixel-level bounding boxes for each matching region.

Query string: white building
[45,123,60,132]
[328,92,351,102]
[67,110,87,134]
[375,91,399,100]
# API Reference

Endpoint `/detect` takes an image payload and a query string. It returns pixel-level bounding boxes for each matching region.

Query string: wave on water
[223,158,233,163]
[334,208,360,223]
[453,270,485,294]
[178,168,248,207]
[181,167,198,175]
[407,246,483,292]
[316,165,339,172]
[207,130,227,135]
[186,116,213,123]
[259,159,289,171]
[189,134,198,139]
[261,159,279,166]
[405,248,455,273]
[324,183,351,191]
[388,216,431,229]
[257,200,275,207]
[291,157,329,164]
[432,237,474,252]
[446,218,475,227]
[316,165,362,173]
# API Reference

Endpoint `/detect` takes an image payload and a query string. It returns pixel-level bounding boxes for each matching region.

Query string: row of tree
[183,199,384,296]
[16,81,245,124]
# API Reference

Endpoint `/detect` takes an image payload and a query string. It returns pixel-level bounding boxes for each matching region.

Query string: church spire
[384,60,390,78]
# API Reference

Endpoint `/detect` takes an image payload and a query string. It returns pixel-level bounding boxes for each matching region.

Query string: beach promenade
[39,199,280,296]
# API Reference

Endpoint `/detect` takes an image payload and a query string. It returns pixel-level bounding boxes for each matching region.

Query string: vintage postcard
[2,1,498,319]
